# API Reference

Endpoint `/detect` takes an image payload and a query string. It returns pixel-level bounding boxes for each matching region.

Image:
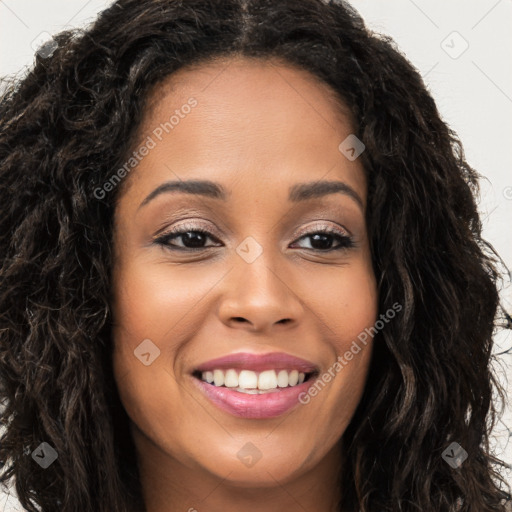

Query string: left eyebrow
[288,180,364,211]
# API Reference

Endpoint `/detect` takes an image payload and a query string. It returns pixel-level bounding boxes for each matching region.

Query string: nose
[217,251,304,334]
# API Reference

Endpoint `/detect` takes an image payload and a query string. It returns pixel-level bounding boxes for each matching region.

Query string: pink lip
[191,375,316,419]
[194,351,318,373]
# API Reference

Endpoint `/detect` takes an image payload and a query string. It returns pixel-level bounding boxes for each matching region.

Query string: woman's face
[111,56,377,496]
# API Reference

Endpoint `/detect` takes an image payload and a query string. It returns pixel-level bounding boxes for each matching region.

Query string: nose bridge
[235,235,292,302]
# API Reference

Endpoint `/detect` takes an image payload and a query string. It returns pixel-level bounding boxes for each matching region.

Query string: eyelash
[153,222,355,252]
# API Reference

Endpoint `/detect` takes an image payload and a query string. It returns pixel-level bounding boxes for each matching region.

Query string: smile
[194,368,311,393]
[191,352,319,419]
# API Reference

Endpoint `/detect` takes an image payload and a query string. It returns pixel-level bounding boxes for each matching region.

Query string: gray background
[1,0,510,509]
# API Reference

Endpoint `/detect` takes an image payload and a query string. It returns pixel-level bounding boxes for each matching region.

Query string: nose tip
[218,259,303,333]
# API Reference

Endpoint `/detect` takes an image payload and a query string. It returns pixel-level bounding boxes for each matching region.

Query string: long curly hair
[0,0,510,511]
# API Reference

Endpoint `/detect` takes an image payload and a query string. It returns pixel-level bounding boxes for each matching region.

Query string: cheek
[337,267,378,342]
[298,258,377,429]
[305,256,378,345]
[109,255,230,436]
[110,258,201,459]
[330,259,378,377]
[111,255,221,356]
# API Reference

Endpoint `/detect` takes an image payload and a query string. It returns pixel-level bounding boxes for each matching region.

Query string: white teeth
[200,368,310,391]
[234,387,281,394]
[213,369,224,387]
[238,370,258,388]
[234,387,260,394]
[224,369,238,387]
[258,369,277,390]
[277,369,289,387]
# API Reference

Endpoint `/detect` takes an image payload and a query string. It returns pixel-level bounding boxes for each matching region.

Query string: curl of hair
[0,1,510,511]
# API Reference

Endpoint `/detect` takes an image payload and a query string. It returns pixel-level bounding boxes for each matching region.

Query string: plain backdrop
[0,0,511,509]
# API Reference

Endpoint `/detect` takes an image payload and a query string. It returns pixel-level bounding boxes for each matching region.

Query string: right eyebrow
[138,179,227,210]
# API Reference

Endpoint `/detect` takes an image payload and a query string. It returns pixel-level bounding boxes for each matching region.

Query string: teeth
[224,369,238,388]
[213,369,224,387]
[200,369,308,391]
[277,369,289,387]
[238,370,258,388]
[288,370,299,386]
[258,370,277,390]
[234,387,281,394]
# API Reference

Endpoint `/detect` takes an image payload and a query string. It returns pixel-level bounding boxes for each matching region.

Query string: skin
[111,56,378,512]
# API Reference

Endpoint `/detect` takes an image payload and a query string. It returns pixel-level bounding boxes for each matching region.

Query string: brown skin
[111,56,378,512]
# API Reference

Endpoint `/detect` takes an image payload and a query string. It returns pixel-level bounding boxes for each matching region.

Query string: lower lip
[191,376,316,419]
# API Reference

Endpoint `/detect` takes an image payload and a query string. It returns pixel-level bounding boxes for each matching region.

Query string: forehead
[123,56,366,206]
[143,55,354,133]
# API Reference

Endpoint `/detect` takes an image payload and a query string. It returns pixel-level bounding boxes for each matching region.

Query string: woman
[0,0,510,511]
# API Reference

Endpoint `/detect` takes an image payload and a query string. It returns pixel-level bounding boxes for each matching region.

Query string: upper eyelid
[155,212,230,238]
[293,221,351,238]
[152,202,357,236]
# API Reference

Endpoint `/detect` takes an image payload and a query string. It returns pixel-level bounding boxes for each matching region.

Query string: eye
[290,226,355,252]
[153,223,355,252]
[154,223,222,251]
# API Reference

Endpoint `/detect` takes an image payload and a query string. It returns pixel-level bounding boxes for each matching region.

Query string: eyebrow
[138,179,364,210]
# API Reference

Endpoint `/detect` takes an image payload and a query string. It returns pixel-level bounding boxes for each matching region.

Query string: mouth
[190,352,319,419]
[192,368,317,394]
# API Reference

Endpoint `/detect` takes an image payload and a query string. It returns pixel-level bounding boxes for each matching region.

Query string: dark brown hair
[0,0,510,511]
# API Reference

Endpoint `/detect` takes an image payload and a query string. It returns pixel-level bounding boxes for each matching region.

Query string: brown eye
[290,228,355,252]
[154,225,222,251]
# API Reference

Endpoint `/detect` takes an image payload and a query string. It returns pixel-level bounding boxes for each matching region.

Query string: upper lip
[194,352,319,374]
